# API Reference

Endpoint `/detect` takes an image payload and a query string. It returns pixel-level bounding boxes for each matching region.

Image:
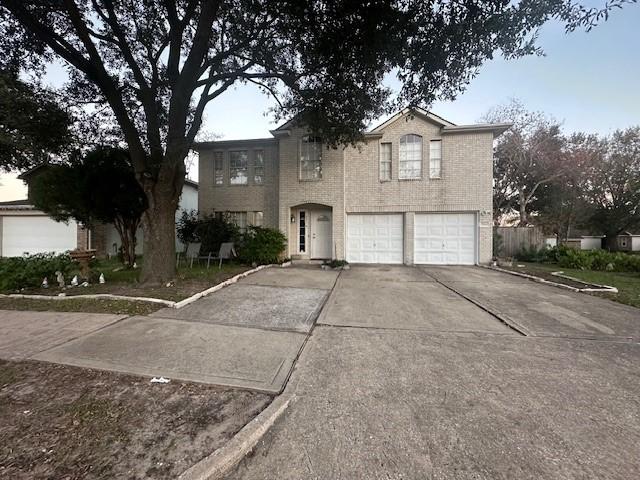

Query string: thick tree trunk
[518,191,529,226]
[139,173,182,284]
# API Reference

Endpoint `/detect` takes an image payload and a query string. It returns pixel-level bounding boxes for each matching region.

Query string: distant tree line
[488,100,640,246]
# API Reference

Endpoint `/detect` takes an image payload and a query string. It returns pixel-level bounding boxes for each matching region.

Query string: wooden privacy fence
[494,226,546,257]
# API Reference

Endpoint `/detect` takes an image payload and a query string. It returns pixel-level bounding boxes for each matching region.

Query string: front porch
[288,203,334,260]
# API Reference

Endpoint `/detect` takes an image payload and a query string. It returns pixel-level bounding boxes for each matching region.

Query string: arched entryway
[289,203,333,260]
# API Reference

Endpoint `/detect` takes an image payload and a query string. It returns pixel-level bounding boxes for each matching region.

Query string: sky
[1,2,639,200]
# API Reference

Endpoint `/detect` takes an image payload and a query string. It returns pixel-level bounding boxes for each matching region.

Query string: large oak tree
[0,0,633,282]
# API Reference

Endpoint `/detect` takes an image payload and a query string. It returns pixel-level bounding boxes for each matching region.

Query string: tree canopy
[0,70,73,171]
[29,147,147,265]
[1,0,634,282]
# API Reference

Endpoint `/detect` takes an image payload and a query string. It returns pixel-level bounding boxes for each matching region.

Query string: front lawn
[0,256,252,314]
[509,262,640,308]
[0,359,272,479]
[7,257,250,300]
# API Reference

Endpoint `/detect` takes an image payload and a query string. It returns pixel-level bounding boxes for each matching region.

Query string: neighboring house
[0,167,198,257]
[195,107,511,265]
[613,232,640,252]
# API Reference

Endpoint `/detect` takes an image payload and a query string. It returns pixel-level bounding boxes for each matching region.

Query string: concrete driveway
[229,265,640,480]
[5,266,339,394]
[422,266,640,340]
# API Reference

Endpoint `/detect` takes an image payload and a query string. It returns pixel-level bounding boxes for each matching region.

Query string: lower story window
[227,211,248,233]
[299,211,306,252]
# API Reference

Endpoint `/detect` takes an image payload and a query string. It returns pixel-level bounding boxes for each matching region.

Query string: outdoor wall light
[290,215,296,223]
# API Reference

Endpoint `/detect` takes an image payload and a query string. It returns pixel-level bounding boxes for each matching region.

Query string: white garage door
[347,214,403,264]
[2,216,78,257]
[414,213,476,265]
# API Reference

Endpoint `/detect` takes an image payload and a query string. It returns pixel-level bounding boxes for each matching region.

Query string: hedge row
[0,253,75,292]
[515,245,640,272]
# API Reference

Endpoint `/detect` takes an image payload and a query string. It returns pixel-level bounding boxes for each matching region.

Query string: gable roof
[0,199,35,211]
[370,107,457,132]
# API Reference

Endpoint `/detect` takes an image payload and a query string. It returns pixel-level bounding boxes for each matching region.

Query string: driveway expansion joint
[419,268,530,337]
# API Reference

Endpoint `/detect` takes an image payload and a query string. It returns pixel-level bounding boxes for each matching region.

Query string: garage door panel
[414,213,476,265]
[2,216,77,257]
[347,214,404,264]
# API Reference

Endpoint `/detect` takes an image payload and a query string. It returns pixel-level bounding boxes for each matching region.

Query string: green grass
[519,262,640,308]
[1,256,250,314]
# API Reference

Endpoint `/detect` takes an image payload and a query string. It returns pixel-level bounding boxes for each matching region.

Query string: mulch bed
[0,360,272,480]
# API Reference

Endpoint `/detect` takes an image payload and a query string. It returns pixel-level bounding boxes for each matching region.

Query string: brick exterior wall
[197,139,279,228]
[344,114,494,263]
[277,127,345,259]
[196,111,495,264]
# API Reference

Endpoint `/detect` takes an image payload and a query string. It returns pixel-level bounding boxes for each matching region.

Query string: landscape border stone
[0,264,277,309]
[484,265,618,293]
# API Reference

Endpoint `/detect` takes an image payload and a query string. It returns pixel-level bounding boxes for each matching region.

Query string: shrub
[549,247,640,272]
[238,227,287,265]
[196,214,241,254]
[0,253,74,292]
[515,245,557,263]
[177,211,241,255]
[492,231,504,258]
[176,210,199,247]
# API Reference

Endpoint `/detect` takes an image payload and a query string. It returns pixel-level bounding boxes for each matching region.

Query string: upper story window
[299,135,322,181]
[214,151,224,185]
[380,142,392,181]
[254,150,265,185]
[229,150,248,185]
[429,140,442,179]
[399,134,422,179]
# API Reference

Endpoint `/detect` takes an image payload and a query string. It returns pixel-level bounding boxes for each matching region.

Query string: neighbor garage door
[414,213,476,265]
[1,216,78,257]
[346,214,403,264]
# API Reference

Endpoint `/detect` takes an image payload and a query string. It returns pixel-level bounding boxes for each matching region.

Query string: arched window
[299,135,322,180]
[399,134,422,179]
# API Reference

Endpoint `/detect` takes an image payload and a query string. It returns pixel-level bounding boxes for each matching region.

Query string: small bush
[0,253,75,291]
[324,259,348,268]
[515,245,558,263]
[521,244,640,273]
[196,214,241,254]
[238,227,287,265]
[177,211,241,255]
[176,210,199,247]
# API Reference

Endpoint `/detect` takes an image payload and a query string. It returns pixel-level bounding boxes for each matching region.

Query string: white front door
[346,214,404,263]
[310,210,332,259]
[414,213,476,265]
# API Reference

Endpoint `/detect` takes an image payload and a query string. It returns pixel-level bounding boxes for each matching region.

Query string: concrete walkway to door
[3,266,339,394]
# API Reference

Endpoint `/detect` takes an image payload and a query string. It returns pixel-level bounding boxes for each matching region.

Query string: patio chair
[176,242,201,268]
[204,242,237,269]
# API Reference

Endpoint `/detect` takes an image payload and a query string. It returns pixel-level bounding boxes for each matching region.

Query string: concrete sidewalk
[1,266,338,393]
[33,315,307,393]
[0,310,125,360]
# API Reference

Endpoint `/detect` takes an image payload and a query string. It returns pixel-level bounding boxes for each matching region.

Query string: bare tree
[485,100,568,226]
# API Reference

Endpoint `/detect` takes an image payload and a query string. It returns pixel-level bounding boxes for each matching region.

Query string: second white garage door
[347,214,403,264]
[1,215,78,257]
[414,213,476,265]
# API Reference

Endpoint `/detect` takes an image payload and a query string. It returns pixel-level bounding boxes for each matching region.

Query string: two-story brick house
[195,107,510,265]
